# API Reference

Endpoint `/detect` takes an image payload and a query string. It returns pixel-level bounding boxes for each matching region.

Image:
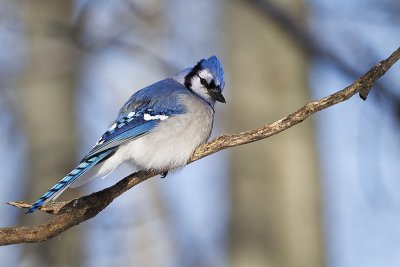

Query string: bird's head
[182,56,226,105]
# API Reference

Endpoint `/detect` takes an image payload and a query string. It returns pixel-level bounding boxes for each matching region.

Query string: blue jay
[27,56,225,214]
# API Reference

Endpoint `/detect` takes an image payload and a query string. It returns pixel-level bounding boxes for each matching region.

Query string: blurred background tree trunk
[16,0,80,266]
[227,1,323,266]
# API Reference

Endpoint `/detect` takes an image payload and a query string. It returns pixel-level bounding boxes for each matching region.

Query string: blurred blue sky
[0,0,399,267]
[309,0,400,266]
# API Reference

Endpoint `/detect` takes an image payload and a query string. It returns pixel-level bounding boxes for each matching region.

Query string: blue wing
[83,113,159,159]
[27,78,190,213]
[84,78,189,159]
[117,78,189,120]
[85,78,191,158]
[26,114,158,214]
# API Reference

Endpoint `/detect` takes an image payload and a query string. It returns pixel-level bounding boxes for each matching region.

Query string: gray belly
[118,101,214,171]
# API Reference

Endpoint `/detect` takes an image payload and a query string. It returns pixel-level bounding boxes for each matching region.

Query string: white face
[189,69,215,103]
[198,69,214,85]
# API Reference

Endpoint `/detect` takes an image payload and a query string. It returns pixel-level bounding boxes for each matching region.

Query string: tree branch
[1,47,400,246]
[245,0,400,103]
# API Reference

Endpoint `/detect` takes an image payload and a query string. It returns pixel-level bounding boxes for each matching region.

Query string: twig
[1,47,399,246]
[245,0,400,102]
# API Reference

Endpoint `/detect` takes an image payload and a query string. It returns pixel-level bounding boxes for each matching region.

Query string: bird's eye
[199,77,207,86]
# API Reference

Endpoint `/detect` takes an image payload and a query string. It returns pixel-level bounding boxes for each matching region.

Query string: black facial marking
[184,60,203,89]
[183,60,224,104]
[209,79,216,89]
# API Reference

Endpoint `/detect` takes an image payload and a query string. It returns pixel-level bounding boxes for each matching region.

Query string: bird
[26,56,226,214]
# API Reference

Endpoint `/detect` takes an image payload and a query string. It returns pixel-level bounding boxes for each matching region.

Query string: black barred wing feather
[84,111,159,160]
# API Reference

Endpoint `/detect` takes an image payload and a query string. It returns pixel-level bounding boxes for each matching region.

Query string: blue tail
[26,150,113,214]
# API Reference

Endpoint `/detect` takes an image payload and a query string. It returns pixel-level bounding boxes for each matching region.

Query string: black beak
[209,88,226,103]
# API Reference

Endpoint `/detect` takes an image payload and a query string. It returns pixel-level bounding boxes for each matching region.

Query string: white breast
[117,94,214,171]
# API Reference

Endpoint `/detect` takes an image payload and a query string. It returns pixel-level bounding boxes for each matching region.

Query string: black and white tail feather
[26,150,115,213]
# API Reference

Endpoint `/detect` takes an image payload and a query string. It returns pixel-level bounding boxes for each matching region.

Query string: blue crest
[200,56,225,90]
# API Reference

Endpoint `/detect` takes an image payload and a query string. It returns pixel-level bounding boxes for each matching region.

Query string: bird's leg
[160,171,168,178]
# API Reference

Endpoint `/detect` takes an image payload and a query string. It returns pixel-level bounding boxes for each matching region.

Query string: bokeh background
[0,0,399,266]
